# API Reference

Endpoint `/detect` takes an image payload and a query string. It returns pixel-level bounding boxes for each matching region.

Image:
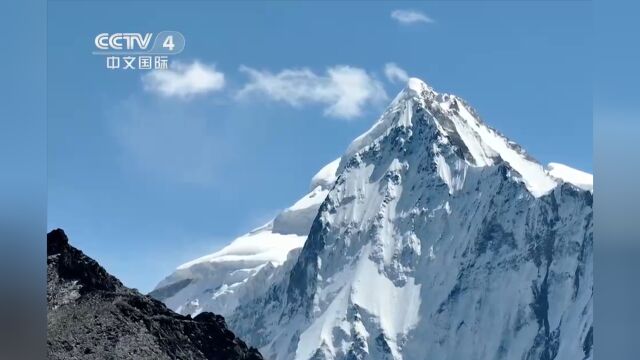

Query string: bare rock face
[47,228,263,360]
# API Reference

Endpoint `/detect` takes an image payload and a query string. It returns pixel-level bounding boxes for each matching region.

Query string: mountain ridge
[47,228,263,360]
[151,158,341,317]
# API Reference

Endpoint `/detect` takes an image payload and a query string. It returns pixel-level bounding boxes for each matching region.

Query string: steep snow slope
[547,162,593,192]
[228,78,593,360]
[151,159,340,317]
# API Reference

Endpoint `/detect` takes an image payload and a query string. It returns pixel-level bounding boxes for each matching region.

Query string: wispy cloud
[384,63,410,84]
[236,65,387,119]
[391,9,434,25]
[142,61,225,99]
[110,97,223,185]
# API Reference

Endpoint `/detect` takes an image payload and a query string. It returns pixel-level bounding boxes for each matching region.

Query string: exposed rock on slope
[47,228,263,360]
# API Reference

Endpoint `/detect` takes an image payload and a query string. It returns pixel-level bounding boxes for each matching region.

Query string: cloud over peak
[142,61,225,98]
[237,65,387,119]
[391,9,434,25]
[384,63,410,84]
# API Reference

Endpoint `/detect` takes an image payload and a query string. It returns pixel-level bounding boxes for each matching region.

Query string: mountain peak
[228,77,593,360]
[343,79,560,197]
[152,77,592,360]
[405,77,433,95]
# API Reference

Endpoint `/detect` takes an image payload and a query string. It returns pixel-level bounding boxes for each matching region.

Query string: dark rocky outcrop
[47,228,263,360]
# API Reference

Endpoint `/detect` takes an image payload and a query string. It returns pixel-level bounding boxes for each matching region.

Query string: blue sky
[47,1,592,293]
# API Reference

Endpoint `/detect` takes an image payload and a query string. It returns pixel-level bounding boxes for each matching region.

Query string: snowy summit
[154,77,593,360]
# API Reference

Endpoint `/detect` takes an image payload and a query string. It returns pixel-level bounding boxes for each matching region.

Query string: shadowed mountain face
[47,228,263,360]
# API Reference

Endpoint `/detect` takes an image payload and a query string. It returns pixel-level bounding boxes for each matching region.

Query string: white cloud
[391,9,434,25]
[237,65,387,119]
[384,63,410,84]
[142,61,225,98]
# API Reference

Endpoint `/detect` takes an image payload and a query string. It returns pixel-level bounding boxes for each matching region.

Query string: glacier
[150,159,340,316]
[155,77,592,360]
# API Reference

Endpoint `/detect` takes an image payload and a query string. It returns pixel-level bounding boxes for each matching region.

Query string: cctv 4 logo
[95,33,176,51]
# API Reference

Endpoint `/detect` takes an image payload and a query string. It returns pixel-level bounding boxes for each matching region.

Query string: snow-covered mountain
[150,159,340,317]
[156,77,593,360]
[226,78,592,360]
[547,162,593,192]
